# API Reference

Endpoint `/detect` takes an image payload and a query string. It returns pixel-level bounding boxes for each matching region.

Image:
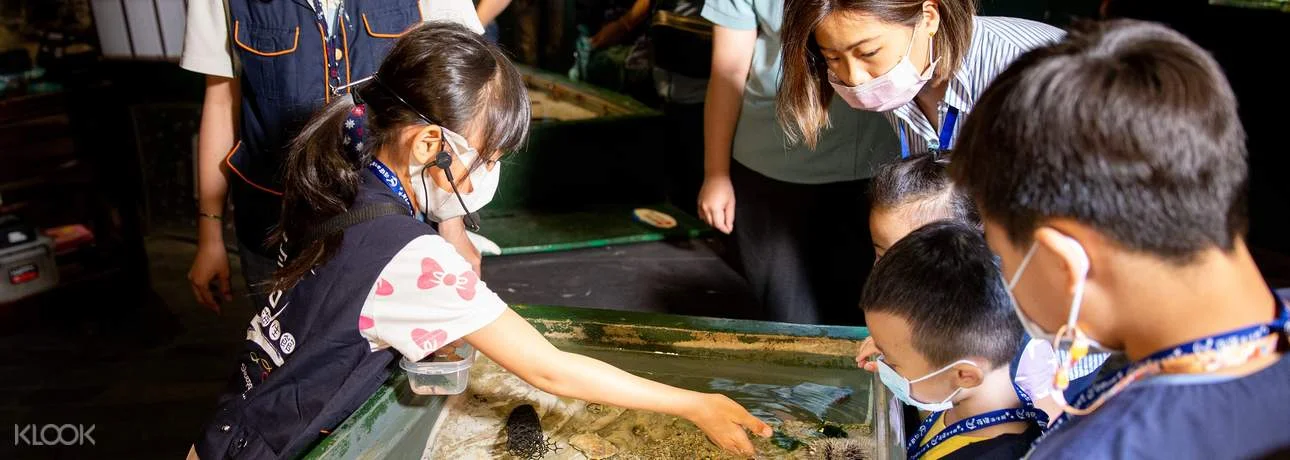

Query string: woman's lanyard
[367,159,415,216]
[900,106,960,159]
[312,0,349,93]
[1040,300,1290,440]
[905,381,1048,460]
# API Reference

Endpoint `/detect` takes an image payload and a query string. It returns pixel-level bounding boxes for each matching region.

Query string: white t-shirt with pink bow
[358,234,506,360]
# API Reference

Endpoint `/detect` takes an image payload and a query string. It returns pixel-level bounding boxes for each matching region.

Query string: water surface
[424,345,876,459]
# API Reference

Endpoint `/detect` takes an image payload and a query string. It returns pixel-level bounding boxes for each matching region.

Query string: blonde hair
[777,0,976,148]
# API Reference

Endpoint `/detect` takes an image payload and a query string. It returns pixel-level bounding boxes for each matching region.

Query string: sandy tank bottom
[528,90,600,121]
[423,355,874,460]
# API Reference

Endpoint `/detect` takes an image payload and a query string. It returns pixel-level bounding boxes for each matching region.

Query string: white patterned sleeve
[358,235,507,361]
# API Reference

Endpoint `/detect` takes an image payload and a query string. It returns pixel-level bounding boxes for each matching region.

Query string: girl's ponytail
[270,96,368,291]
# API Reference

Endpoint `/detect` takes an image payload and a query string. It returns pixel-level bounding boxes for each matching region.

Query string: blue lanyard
[905,382,1047,460]
[1039,300,1290,440]
[367,159,415,216]
[312,0,348,92]
[900,106,960,159]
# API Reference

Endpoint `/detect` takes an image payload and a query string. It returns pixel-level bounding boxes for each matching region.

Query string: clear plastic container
[399,343,476,395]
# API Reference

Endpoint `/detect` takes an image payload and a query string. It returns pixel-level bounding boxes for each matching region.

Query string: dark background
[0,0,1286,458]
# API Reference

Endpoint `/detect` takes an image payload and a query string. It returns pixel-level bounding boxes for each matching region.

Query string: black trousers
[729,161,875,326]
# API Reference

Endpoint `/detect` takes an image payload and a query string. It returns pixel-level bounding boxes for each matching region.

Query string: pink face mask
[829,25,937,112]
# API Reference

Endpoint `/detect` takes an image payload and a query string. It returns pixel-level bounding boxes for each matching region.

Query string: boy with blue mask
[866,152,1109,422]
[952,20,1290,458]
[860,221,1047,460]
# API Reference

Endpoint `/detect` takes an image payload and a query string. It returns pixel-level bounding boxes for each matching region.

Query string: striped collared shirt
[882,16,1065,157]
[1059,350,1112,381]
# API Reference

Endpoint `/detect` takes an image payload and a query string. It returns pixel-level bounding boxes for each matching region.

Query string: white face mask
[1006,243,1054,344]
[829,23,938,112]
[875,358,975,412]
[408,127,501,223]
[1005,239,1115,354]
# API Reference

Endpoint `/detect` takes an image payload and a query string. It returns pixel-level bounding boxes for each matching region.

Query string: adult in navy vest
[180,0,486,312]
[187,24,772,459]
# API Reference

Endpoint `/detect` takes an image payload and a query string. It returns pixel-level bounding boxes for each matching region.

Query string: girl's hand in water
[855,337,879,372]
[469,311,771,455]
[685,393,773,456]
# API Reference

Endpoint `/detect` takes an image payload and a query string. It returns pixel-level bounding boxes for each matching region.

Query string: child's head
[353,22,530,167]
[275,22,530,289]
[861,221,1023,408]
[869,153,978,259]
[951,20,1247,346]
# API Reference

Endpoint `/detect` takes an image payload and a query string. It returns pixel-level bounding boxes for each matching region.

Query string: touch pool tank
[303,305,906,459]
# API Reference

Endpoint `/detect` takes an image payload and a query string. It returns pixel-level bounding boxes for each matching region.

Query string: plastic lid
[399,343,477,375]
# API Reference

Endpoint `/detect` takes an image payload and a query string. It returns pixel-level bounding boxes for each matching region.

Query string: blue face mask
[875,357,976,412]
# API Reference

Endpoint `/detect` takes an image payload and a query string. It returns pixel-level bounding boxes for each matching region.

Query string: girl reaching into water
[190,22,770,459]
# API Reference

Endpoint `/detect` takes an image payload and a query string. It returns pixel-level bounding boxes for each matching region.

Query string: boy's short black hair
[871,152,980,229]
[860,221,1022,367]
[950,20,1248,263]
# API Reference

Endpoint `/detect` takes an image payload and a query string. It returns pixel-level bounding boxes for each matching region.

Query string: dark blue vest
[196,169,433,459]
[225,0,421,255]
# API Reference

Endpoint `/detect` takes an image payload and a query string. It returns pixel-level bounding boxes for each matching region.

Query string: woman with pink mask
[776,0,1061,158]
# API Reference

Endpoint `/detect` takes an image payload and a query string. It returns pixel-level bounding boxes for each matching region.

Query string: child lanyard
[312,0,349,95]
[1035,299,1290,447]
[367,159,416,217]
[900,106,959,159]
[343,102,416,218]
[905,381,1048,460]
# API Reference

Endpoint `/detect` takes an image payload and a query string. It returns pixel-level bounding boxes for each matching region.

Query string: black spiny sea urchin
[505,404,560,460]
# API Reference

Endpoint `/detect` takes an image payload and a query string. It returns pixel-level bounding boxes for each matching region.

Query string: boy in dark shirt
[951,19,1290,459]
[861,221,1046,460]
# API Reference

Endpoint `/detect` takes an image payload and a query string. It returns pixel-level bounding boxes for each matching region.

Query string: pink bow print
[374,278,394,296]
[411,328,447,351]
[417,258,478,300]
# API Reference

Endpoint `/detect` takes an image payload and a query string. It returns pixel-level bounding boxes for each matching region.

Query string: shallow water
[424,346,875,459]
[568,346,871,425]
[529,90,599,121]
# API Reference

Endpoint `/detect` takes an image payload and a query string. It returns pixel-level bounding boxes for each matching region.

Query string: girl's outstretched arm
[465,309,773,455]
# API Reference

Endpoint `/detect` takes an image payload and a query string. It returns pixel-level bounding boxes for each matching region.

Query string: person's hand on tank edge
[855,337,878,372]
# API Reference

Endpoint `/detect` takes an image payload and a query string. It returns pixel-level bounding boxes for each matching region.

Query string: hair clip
[342,104,368,161]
